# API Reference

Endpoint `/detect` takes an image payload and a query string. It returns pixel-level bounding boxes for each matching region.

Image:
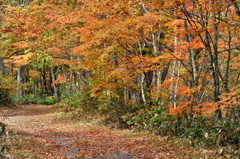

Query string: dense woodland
[0,0,239,152]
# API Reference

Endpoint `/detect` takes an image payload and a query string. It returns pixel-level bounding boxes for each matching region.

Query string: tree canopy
[0,0,239,151]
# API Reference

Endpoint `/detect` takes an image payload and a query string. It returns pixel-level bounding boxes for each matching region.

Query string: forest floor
[0,104,216,159]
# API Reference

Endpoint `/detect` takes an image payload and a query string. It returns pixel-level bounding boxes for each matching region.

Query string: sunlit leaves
[0,0,239,119]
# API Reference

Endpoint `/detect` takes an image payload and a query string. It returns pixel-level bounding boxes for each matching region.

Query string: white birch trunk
[170,36,178,108]
[138,41,146,105]
[141,73,146,105]
[16,67,23,98]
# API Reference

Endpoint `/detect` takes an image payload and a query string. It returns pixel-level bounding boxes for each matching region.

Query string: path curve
[0,105,202,159]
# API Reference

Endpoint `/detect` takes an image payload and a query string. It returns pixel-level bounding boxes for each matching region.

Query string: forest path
[0,105,204,159]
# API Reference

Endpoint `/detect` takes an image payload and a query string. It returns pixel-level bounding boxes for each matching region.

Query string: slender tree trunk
[70,70,77,94]
[63,67,71,98]
[152,29,161,94]
[138,41,146,105]
[231,0,240,16]
[170,35,177,108]
[204,28,220,102]
[51,66,58,102]
[43,60,48,95]
[16,66,24,98]
[124,86,130,102]
[224,30,232,93]
[140,73,146,105]
[174,59,181,109]
[185,2,201,104]
[213,9,220,101]
[0,58,4,75]
[235,71,240,86]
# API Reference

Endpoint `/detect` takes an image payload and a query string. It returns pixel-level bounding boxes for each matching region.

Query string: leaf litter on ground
[0,105,216,159]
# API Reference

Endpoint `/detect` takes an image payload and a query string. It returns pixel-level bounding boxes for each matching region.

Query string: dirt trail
[0,105,204,159]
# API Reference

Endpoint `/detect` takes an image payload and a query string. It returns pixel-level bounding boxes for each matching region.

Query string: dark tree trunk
[51,66,58,102]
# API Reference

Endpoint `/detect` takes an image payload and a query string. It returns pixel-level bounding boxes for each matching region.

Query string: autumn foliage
[0,0,239,148]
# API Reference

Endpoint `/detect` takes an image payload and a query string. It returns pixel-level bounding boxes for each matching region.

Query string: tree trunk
[51,66,58,102]
[170,35,178,108]
[0,58,4,75]
[42,60,49,95]
[231,0,240,16]
[212,3,220,102]
[16,66,24,98]
[224,30,232,93]
[140,73,146,105]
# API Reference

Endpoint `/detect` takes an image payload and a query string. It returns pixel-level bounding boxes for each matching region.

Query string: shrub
[0,74,16,106]
[13,95,55,105]
[127,103,240,148]
[60,88,140,128]
[60,88,99,113]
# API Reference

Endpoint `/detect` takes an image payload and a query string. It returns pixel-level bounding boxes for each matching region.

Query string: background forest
[0,0,239,152]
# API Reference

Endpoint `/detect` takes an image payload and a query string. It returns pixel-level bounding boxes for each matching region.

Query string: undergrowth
[60,90,240,157]
[12,95,55,105]
[0,74,15,106]
[127,105,239,150]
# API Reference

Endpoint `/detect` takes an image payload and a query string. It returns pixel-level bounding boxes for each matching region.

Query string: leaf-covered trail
[0,105,205,159]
